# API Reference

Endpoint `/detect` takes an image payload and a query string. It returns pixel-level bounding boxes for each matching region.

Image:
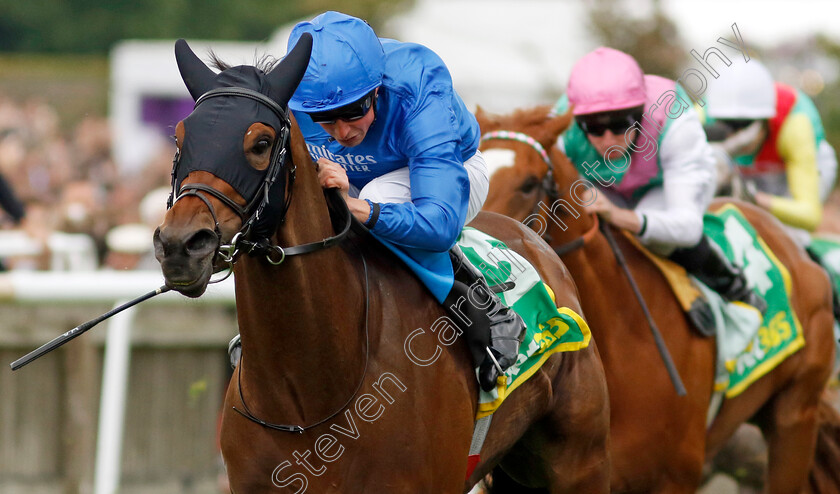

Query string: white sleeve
[635,106,717,248]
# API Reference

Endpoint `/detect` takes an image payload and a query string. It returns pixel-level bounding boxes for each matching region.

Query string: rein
[598,220,687,396]
[553,213,600,257]
[232,243,371,433]
[218,189,352,267]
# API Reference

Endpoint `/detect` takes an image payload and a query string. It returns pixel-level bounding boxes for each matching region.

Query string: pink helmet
[567,47,646,115]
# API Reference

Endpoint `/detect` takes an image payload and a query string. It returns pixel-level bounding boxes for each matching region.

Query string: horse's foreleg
[761,354,833,493]
[762,400,820,494]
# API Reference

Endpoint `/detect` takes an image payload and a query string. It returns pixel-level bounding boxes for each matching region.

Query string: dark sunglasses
[307,90,376,124]
[576,113,640,137]
[720,119,756,132]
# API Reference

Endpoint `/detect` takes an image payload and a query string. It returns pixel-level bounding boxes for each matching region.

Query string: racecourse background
[1,0,839,492]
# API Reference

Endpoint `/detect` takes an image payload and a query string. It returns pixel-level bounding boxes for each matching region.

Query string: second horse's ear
[266,33,313,106]
[175,39,217,100]
[474,105,494,132]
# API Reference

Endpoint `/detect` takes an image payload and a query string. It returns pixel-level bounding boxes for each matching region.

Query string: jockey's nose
[334,119,355,139]
[600,129,628,148]
[602,129,622,141]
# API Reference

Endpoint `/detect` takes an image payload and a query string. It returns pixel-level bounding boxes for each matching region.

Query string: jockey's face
[718,119,768,156]
[316,107,376,147]
[309,88,378,147]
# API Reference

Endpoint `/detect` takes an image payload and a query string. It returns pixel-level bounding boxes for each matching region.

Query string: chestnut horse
[153,38,610,493]
[477,105,837,493]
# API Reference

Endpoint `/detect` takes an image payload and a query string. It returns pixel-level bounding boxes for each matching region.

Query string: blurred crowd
[0,95,174,271]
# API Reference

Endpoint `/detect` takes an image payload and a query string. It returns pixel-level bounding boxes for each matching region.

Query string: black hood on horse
[171,35,312,239]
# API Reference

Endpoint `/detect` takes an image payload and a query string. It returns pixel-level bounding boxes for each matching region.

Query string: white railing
[0,230,99,271]
[1,270,235,494]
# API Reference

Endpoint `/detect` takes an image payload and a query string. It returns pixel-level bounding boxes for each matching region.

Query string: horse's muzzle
[154,226,219,297]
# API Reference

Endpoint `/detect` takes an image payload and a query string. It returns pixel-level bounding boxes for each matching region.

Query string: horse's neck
[557,224,661,342]
[234,151,367,418]
[234,244,363,361]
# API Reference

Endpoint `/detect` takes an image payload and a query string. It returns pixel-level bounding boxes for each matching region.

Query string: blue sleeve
[369,89,470,252]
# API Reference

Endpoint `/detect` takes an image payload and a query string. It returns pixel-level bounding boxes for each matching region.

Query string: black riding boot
[443,246,526,392]
[669,235,768,314]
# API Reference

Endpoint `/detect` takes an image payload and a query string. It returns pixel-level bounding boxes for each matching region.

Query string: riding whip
[599,222,687,396]
[9,285,170,371]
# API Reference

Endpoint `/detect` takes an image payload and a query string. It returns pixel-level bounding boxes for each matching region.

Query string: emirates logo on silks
[305,143,378,171]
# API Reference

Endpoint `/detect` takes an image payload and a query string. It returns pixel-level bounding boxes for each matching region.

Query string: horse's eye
[520,175,540,194]
[253,139,271,155]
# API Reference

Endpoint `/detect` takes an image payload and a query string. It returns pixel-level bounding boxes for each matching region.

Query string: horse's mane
[208,51,279,74]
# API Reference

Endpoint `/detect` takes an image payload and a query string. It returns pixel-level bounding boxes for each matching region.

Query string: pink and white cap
[567,47,646,115]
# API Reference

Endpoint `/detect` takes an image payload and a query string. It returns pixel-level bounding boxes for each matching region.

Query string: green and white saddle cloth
[456,227,591,419]
[702,204,804,399]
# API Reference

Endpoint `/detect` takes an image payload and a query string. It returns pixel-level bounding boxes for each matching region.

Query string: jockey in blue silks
[284,11,524,391]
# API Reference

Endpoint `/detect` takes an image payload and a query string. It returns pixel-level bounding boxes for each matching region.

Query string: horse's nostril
[185,229,218,257]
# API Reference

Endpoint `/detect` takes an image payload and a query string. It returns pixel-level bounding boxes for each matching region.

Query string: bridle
[481,130,560,208]
[167,86,365,433]
[480,130,596,255]
[167,86,352,270]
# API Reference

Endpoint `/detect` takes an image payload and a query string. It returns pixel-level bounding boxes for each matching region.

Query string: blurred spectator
[0,94,174,270]
[102,187,168,270]
[0,172,25,226]
[103,223,155,270]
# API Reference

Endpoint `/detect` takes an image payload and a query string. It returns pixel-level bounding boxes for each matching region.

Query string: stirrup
[485,347,504,375]
[478,348,504,392]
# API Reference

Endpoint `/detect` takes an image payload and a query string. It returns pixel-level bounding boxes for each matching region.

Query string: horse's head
[153,34,313,297]
[477,106,575,221]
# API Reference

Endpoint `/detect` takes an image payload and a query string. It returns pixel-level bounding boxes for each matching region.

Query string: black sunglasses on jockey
[576,107,642,137]
[307,89,377,124]
[719,118,758,133]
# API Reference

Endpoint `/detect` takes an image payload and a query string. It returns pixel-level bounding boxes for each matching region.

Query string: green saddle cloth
[702,204,804,398]
[456,227,591,419]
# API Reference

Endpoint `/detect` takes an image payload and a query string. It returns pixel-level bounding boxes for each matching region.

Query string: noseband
[480,130,560,206]
[168,87,351,268]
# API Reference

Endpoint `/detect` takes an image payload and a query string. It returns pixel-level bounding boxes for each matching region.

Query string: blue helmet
[287,11,385,112]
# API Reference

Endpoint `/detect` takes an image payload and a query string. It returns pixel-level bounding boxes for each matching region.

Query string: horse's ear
[474,105,493,132]
[546,107,574,141]
[266,33,313,107]
[175,39,217,101]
